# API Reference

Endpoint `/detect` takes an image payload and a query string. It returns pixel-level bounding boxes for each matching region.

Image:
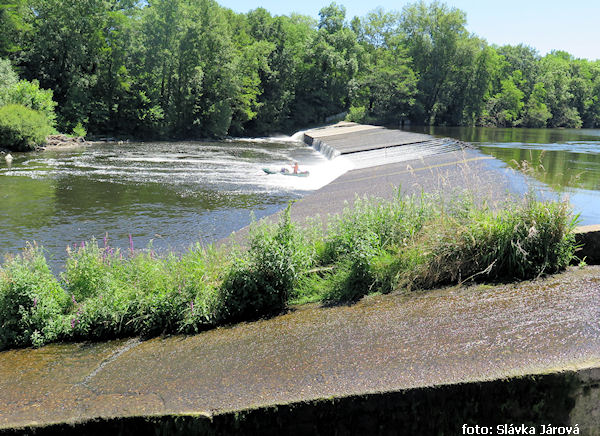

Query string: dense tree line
[1,0,599,139]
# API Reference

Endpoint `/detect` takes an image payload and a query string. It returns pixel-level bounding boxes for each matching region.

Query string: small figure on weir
[293,161,299,174]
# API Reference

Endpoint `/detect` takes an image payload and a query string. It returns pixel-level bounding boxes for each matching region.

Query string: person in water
[293,161,299,174]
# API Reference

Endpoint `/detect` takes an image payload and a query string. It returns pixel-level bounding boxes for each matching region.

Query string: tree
[0,0,30,57]
[23,0,110,131]
[353,7,401,49]
[539,51,581,128]
[482,72,524,127]
[400,1,469,124]
[318,2,346,34]
[496,44,540,99]
[521,82,552,127]
[293,6,361,126]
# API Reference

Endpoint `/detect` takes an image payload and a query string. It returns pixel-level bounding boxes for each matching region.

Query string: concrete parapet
[575,225,600,264]
[3,366,599,435]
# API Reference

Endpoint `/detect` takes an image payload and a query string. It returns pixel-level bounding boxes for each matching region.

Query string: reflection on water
[405,126,600,225]
[0,140,347,271]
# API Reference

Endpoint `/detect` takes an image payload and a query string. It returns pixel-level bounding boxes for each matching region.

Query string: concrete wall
[575,225,600,264]
[4,367,598,436]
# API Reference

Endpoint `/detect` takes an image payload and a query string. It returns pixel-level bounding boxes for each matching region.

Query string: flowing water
[3,127,600,271]
[0,137,351,270]
[405,126,600,225]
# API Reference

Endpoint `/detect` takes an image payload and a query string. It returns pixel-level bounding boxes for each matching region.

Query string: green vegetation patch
[0,104,53,151]
[0,194,577,350]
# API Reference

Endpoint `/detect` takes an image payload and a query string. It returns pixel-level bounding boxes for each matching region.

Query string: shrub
[176,244,225,333]
[218,206,314,322]
[0,244,70,349]
[5,80,57,126]
[0,104,52,151]
[0,58,57,126]
[0,58,18,104]
[62,240,119,301]
[345,105,367,123]
[0,193,578,350]
[402,196,576,289]
[60,239,225,341]
[319,194,430,265]
[72,122,87,138]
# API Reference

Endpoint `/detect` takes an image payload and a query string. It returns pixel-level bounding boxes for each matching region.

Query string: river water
[406,126,600,226]
[0,136,352,270]
[2,127,600,270]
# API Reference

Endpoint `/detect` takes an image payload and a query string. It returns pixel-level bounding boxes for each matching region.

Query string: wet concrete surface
[304,122,433,154]
[2,266,600,429]
[228,146,530,245]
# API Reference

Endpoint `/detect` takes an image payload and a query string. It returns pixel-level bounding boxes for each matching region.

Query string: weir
[302,121,469,170]
[2,123,600,434]
[303,121,444,156]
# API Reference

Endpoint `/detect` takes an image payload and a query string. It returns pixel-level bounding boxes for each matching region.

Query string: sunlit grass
[0,192,577,350]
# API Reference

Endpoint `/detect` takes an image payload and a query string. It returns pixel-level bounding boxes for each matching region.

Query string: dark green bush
[0,104,52,151]
[218,206,314,322]
[0,244,70,349]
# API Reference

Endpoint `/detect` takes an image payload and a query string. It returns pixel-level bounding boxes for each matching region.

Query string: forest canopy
[1,0,599,139]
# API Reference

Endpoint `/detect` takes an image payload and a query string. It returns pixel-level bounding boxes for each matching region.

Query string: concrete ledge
[2,367,598,435]
[575,225,600,264]
[303,122,433,155]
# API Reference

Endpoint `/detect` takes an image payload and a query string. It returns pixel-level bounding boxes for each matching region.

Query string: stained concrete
[575,225,600,264]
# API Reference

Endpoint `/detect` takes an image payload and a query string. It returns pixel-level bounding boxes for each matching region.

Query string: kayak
[263,168,310,177]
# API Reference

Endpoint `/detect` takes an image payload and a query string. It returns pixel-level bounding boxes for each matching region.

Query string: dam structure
[303,121,463,165]
[2,123,600,435]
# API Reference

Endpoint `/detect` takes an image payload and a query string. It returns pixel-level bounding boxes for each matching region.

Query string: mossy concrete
[1,267,600,434]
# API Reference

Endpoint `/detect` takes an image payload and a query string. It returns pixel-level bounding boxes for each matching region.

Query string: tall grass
[0,194,578,350]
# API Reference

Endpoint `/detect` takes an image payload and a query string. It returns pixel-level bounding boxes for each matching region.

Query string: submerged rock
[41,134,87,150]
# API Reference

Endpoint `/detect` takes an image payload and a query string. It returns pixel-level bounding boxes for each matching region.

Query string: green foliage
[522,82,552,127]
[0,104,52,151]
[400,1,469,124]
[0,193,577,350]
[0,58,57,128]
[0,0,30,57]
[218,205,313,321]
[72,122,86,138]
[0,58,18,103]
[3,79,57,126]
[482,73,525,127]
[0,0,597,135]
[0,244,69,349]
[402,195,576,289]
[346,105,367,123]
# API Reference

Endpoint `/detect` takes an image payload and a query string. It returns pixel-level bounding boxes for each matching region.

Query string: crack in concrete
[77,338,141,387]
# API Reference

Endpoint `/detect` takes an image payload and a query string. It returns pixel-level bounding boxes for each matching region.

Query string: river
[406,126,600,226]
[2,127,599,271]
[0,136,351,270]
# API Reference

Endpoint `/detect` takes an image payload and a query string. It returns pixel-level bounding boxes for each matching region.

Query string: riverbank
[0,134,91,154]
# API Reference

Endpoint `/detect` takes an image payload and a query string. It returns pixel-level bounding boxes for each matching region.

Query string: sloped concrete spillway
[303,121,464,166]
[1,267,600,434]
